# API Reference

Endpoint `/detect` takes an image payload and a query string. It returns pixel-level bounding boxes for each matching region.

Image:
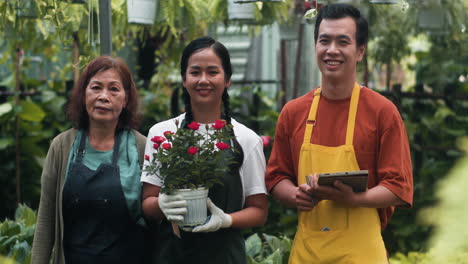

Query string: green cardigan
[31,128,146,264]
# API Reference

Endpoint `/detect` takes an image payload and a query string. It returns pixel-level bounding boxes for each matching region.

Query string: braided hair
[180,36,233,126]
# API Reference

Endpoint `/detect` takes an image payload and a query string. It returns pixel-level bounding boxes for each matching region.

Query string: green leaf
[263,233,282,252]
[0,74,14,88]
[18,100,46,122]
[9,241,31,263]
[0,103,13,117]
[0,138,14,150]
[262,249,282,264]
[0,221,21,237]
[247,256,260,264]
[0,256,18,264]
[15,205,36,227]
[36,19,50,39]
[245,233,262,258]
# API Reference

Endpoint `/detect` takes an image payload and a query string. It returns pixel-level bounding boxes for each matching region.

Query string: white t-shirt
[140,113,267,206]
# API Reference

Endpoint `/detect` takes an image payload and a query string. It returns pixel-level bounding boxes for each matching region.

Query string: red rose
[187,121,200,130]
[144,154,150,161]
[162,143,172,150]
[216,142,230,150]
[164,131,174,137]
[260,136,270,147]
[151,136,166,144]
[212,120,226,130]
[187,147,198,155]
[153,143,160,149]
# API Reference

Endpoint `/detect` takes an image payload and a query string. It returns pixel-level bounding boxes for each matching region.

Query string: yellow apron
[289,83,388,264]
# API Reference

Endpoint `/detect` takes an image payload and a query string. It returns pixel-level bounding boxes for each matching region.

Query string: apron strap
[75,131,87,163]
[76,130,122,165]
[303,84,361,146]
[111,132,122,165]
[345,83,361,146]
[303,89,321,144]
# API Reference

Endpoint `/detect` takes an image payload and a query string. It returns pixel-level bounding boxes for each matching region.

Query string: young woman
[32,56,151,264]
[141,36,268,264]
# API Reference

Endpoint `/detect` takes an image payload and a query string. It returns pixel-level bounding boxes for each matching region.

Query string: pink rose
[162,143,172,150]
[261,136,270,147]
[187,147,198,155]
[163,131,174,137]
[151,136,166,144]
[153,143,160,149]
[144,154,150,161]
[216,142,230,150]
[187,121,200,130]
[212,120,226,130]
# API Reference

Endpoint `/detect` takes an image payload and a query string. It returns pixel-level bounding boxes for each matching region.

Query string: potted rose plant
[144,119,235,227]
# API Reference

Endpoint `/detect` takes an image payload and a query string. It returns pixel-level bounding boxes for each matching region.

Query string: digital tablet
[315,170,368,192]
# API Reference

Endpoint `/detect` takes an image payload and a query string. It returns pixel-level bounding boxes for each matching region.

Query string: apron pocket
[295,228,352,264]
[299,200,349,231]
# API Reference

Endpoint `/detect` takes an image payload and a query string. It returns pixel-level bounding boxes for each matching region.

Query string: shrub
[0,204,36,264]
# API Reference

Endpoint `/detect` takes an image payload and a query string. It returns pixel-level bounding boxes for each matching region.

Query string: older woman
[31,56,147,264]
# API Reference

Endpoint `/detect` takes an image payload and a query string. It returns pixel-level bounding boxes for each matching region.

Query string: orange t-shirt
[265,87,413,229]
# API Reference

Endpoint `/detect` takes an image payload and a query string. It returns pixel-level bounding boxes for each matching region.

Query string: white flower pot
[174,187,209,227]
[127,0,157,25]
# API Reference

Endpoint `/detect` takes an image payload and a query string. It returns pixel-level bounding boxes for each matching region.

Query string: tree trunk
[386,62,392,91]
[363,52,369,87]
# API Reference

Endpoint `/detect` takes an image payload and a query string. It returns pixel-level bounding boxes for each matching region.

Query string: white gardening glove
[192,198,232,233]
[158,193,187,225]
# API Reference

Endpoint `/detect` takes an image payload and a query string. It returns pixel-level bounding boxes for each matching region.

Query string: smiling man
[265,4,413,263]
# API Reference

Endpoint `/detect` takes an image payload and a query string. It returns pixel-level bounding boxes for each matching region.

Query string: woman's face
[85,69,127,128]
[183,48,231,110]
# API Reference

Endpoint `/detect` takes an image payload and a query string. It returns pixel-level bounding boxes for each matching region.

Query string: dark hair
[180,36,233,124]
[314,3,368,47]
[66,56,140,131]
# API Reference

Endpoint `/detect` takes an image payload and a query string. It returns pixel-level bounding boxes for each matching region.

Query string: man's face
[315,17,365,82]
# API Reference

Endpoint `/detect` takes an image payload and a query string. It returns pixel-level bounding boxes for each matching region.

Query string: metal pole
[99,0,112,55]
[280,39,288,110]
[292,23,304,99]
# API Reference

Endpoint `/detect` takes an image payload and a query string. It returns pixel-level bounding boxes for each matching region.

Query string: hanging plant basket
[127,0,157,25]
[228,0,255,21]
[234,0,280,3]
[369,0,399,4]
[418,7,447,30]
[16,0,38,19]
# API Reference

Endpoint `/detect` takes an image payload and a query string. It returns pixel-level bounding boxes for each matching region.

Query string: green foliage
[421,138,468,263]
[0,204,36,264]
[409,0,467,92]
[368,4,414,66]
[245,233,292,264]
[230,85,279,153]
[0,82,70,218]
[381,84,468,254]
[144,120,235,194]
[390,250,468,264]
